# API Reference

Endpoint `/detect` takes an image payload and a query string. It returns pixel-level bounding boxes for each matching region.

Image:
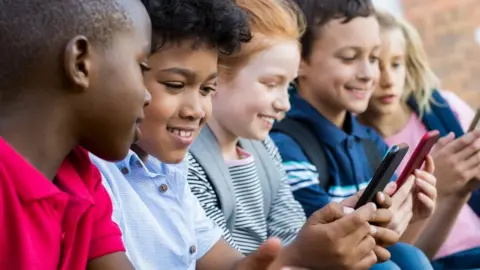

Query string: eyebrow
[158,67,217,82]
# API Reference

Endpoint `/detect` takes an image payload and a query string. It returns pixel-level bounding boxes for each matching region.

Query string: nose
[179,92,206,120]
[144,87,151,108]
[273,86,291,113]
[357,60,376,83]
[379,68,394,90]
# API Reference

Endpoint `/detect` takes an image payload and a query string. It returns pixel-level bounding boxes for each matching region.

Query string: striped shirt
[187,136,306,254]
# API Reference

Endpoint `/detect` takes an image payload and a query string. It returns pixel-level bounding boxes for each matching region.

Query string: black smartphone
[354,143,409,209]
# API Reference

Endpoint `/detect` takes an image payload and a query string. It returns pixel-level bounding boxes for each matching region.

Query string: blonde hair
[218,0,306,80]
[375,10,440,115]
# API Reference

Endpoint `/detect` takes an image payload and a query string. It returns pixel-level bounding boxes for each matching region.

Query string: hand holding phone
[395,130,440,189]
[354,143,409,209]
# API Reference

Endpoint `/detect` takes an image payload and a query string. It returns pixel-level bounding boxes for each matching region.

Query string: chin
[160,149,188,164]
[347,101,370,115]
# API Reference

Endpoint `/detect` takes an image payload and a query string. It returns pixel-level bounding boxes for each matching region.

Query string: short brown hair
[292,0,375,59]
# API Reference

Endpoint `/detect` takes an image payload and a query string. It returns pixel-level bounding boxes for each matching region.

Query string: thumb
[239,238,282,270]
[309,202,348,225]
[383,181,397,196]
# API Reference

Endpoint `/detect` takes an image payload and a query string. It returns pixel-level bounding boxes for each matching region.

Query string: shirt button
[159,184,168,193]
[189,245,196,255]
[121,167,129,174]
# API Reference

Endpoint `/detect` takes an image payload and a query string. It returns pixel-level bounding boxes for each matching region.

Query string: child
[93,0,394,269]
[0,0,151,269]
[270,0,436,269]
[359,11,480,268]
[187,0,404,268]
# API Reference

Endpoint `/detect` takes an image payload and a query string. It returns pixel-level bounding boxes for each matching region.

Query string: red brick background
[402,0,480,108]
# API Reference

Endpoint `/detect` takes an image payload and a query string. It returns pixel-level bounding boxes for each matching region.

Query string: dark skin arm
[86,252,134,270]
[197,238,308,270]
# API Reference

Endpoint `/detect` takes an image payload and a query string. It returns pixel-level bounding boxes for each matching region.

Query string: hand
[281,202,380,269]
[388,176,415,236]
[342,187,399,258]
[237,238,310,270]
[410,156,437,223]
[431,130,480,197]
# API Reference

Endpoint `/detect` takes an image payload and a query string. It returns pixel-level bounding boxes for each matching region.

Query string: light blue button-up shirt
[90,151,222,270]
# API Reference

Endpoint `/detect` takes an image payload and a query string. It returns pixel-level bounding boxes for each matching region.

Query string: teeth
[260,116,275,124]
[167,128,193,138]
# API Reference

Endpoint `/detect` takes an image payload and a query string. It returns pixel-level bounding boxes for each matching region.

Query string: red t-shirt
[0,138,125,269]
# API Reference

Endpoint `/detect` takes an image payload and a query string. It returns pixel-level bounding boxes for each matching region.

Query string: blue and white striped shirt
[90,151,222,270]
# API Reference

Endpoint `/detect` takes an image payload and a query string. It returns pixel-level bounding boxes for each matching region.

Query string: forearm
[414,193,470,259]
[400,219,428,244]
[196,239,245,270]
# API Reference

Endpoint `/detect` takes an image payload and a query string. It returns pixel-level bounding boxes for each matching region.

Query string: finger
[246,238,282,270]
[310,202,346,225]
[341,189,364,208]
[389,195,413,233]
[418,192,435,212]
[454,136,480,161]
[373,227,400,246]
[373,246,391,262]
[353,235,377,262]
[336,203,376,237]
[383,182,397,197]
[370,208,392,226]
[375,192,392,209]
[461,150,480,172]
[431,133,455,154]
[446,130,480,155]
[391,176,415,210]
[423,155,435,174]
[415,177,437,201]
[415,169,436,186]
[357,250,378,270]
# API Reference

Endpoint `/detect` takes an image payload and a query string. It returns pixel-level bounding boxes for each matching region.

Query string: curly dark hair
[291,0,374,59]
[141,0,252,55]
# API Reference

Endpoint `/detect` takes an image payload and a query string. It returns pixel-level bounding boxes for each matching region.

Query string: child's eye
[392,62,401,69]
[140,62,151,73]
[162,82,184,90]
[340,56,356,62]
[370,56,380,64]
[201,86,216,95]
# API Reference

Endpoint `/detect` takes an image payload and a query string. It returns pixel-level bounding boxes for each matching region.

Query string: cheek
[142,90,174,130]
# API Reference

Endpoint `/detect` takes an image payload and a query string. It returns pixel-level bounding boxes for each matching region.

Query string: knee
[388,243,432,270]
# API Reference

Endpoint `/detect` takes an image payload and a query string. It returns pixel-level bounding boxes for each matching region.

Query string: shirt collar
[0,138,94,203]
[287,90,371,146]
[115,149,187,179]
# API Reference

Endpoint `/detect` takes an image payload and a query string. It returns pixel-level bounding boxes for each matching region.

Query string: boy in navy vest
[271,0,436,268]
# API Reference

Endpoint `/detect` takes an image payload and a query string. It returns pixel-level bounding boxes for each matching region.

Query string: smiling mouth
[166,127,194,138]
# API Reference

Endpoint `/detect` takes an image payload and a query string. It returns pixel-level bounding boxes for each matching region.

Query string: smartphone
[354,143,409,209]
[395,130,440,189]
[468,108,480,132]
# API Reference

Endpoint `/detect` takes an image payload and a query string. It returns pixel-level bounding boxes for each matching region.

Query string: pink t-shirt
[385,91,480,258]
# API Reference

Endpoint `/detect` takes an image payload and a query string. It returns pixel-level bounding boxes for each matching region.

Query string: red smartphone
[468,108,480,132]
[395,130,440,189]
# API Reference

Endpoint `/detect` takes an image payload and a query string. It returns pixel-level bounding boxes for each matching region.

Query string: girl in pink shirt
[359,10,480,269]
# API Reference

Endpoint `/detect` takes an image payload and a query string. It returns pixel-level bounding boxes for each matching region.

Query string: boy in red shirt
[0,0,151,269]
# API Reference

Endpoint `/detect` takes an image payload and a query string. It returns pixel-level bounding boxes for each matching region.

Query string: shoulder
[269,131,310,163]
[439,90,475,130]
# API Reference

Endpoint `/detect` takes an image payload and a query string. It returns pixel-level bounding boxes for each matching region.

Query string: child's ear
[298,58,309,78]
[63,35,92,90]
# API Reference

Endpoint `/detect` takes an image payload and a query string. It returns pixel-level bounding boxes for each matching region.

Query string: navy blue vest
[408,90,480,216]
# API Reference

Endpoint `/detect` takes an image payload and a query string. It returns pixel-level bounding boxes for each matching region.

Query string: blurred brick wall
[402,0,480,108]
